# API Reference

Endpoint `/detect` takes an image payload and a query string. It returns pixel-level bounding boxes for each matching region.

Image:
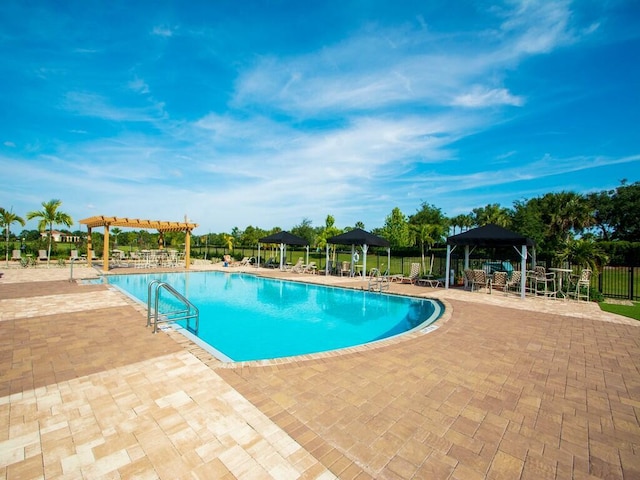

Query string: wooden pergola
[79,216,199,272]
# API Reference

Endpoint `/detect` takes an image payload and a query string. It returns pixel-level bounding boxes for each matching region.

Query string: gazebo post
[325,244,330,275]
[520,245,527,299]
[445,245,451,288]
[362,244,369,277]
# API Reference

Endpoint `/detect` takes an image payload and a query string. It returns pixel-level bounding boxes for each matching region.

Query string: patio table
[549,267,572,299]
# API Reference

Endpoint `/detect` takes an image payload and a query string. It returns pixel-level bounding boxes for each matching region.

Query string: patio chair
[339,261,351,276]
[529,266,557,298]
[490,271,508,292]
[470,269,490,292]
[503,271,522,295]
[567,268,591,301]
[399,263,421,285]
[11,249,21,262]
[38,250,48,262]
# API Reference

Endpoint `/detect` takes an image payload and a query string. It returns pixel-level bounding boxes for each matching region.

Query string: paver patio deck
[1,263,639,479]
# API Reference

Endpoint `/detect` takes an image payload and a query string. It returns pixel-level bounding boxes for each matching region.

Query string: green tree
[558,237,608,274]
[291,218,315,246]
[1,207,26,266]
[222,234,234,251]
[539,192,593,257]
[609,181,640,241]
[409,223,444,274]
[26,199,73,266]
[317,215,341,262]
[239,225,266,246]
[382,207,410,248]
[471,203,512,227]
[586,190,614,240]
[111,227,122,248]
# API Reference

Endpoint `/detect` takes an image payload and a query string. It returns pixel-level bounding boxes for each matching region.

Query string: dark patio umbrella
[326,228,390,276]
[258,231,309,269]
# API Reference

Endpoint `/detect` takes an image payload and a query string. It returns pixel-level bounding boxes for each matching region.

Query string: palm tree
[472,204,511,227]
[410,223,444,274]
[1,207,26,267]
[111,227,122,248]
[26,199,73,266]
[558,238,608,274]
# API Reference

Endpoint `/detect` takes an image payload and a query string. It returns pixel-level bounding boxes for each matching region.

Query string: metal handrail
[147,280,199,334]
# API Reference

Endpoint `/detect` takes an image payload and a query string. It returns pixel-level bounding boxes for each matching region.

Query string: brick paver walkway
[1,265,639,479]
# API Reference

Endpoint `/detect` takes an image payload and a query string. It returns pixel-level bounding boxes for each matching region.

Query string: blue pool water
[103,271,443,362]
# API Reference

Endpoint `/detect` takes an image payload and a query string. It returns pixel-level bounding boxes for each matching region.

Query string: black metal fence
[194,245,639,301]
[597,266,640,301]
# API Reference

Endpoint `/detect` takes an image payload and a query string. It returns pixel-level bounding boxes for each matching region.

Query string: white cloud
[452,86,524,108]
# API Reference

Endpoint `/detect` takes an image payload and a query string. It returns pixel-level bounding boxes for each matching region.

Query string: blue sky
[1,0,639,235]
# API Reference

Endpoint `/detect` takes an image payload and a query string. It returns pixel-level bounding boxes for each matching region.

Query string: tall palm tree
[26,199,73,266]
[1,207,26,266]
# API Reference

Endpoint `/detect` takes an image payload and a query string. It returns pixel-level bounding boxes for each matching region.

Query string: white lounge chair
[399,263,421,285]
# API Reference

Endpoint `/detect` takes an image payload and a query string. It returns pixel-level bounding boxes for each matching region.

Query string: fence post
[598,270,603,296]
[629,266,635,300]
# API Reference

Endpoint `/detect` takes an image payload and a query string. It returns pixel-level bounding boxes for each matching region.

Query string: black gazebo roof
[327,228,390,247]
[258,230,309,246]
[447,224,535,247]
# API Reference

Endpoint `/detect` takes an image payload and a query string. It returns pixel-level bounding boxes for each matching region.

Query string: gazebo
[445,224,535,298]
[79,216,198,272]
[257,231,309,270]
[326,228,390,277]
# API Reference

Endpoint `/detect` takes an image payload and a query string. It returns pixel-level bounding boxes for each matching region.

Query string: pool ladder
[147,280,199,334]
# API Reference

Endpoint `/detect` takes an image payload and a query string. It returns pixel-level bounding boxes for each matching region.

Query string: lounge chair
[288,258,304,272]
[235,256,254,267]
[399,263,421,285]
[69,250,80,262]
[38,250,48,263]
[11,250,21,262]
[302,261,317,274]
[263,258,278,269]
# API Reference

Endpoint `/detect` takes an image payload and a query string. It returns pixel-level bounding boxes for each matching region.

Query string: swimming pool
[103,271,443,362]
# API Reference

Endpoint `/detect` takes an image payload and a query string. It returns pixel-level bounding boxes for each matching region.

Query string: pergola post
[103,224,110,272]
[185,229,191,269]
[86,227,92,267]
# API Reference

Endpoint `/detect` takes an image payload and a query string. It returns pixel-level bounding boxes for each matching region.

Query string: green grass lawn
[599,301,640,321]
